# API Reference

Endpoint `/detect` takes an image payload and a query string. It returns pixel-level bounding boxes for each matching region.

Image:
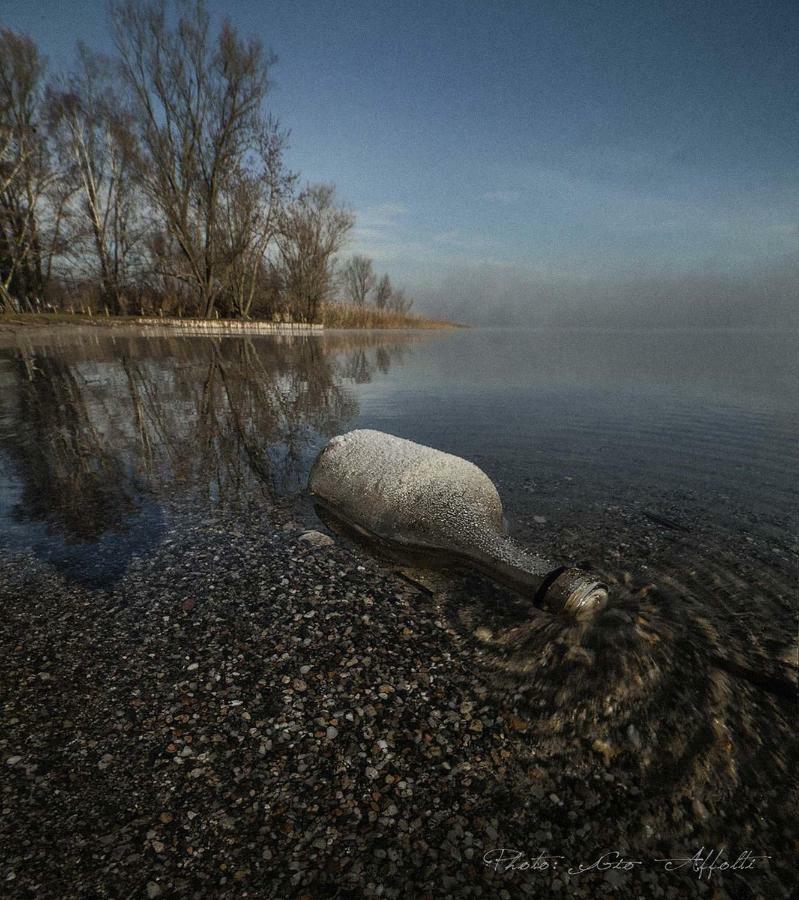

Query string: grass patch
[0,312,107,327]
[318,303,459,329]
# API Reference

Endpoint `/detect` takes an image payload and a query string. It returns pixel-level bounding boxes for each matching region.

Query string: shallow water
[1,326,795,599]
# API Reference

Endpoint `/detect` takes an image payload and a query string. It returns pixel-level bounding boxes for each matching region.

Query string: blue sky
[2,0,797,320]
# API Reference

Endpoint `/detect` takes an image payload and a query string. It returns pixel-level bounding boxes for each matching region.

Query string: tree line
[341,255,412,315]
[0,0,412,321]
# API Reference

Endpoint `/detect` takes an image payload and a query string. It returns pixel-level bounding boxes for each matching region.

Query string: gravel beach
[1,501,795,899]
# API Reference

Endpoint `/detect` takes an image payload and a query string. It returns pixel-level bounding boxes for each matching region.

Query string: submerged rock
[309,429,608,615]
[298,529,335,548]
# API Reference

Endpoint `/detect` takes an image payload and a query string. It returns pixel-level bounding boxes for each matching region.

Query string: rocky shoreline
[1,504,795,898]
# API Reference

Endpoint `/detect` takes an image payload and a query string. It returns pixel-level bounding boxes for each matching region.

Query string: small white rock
[298,530,334,548]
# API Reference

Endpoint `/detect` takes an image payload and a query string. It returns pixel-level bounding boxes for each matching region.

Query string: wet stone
[298,530,335,548]
[0,500,794,898]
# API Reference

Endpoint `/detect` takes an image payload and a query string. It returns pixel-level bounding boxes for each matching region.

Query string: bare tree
[221,123,295,318]
[275,183,353,321]
[342,254,374,307]
[0,10,387,324]
[47,44,141,313]
[111,0,281,317]
[373,271,413,315]
[387,286,413,315]
[0,28,57,311]
[374,272,392,310]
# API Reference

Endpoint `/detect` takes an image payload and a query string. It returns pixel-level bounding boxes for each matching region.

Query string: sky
[2,0,797,324]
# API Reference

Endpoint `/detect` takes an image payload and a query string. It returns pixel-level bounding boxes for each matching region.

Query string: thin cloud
[432,230,465,245]
[355,204,409,228]
[350,204,499,269]
[484,190,521,204]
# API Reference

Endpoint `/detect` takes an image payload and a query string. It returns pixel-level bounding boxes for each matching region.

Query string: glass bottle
[309,429,608,615]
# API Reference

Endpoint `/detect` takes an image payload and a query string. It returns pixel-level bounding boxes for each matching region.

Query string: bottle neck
[470,533,608,616]
[469,532,558,597]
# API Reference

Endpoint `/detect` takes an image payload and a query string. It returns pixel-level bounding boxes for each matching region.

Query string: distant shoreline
[0,309,462,335]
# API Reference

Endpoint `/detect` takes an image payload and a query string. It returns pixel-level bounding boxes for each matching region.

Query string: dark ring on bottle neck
[539,567,609,616]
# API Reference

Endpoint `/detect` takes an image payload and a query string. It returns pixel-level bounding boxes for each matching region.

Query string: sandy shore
[0,503,795,898]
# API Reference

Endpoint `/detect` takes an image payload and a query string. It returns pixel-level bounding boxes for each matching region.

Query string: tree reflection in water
[0,330,416,584]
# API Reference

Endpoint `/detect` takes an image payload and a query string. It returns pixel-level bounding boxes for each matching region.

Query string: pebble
[298,530,335,548]
[0,503,793,898]
[692,798,710,820]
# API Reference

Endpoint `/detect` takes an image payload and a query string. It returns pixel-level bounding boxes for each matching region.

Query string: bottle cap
[542,568,609,616]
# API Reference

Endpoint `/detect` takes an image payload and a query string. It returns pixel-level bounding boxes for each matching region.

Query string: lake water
[1,326,796,608]
[2,325,795,893]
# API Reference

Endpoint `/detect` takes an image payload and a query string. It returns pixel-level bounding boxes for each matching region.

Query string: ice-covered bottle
[308,429,608,615]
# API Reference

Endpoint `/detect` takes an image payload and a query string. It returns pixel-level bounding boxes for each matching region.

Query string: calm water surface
[0,326,796,609]
[3,325,796,891]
